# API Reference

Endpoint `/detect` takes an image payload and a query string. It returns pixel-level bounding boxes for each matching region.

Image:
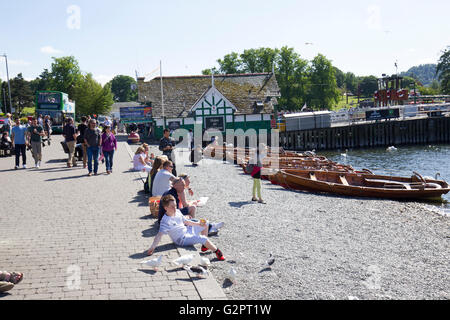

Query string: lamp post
[0,54,13,114]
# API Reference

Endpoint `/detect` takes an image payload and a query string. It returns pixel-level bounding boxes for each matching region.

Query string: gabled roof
[137,73,280,118]
[190,86,237,112]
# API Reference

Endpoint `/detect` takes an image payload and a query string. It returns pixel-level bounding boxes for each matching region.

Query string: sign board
[168,121,181,131]
[365,108,400,121]
[120,106,152,123]
[205,116,224,131]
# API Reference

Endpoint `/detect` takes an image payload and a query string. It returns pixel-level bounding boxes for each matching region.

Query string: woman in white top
[152,160,176,196]
[133,147,152,172]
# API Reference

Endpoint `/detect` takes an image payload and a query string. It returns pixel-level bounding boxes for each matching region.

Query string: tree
[358,75,378,98]
[401,64,438,86]
[344,72,357,94]
[201,67,219,75]
[73,73,114,116]
[29,69,52,94]
[9,73,34,116]
[49,56,82,98]
[276,46,309,111]
[240,48,279,73]
[436,46,450,94]
[334,67,345,89]
[217,52,242,74]
[308,54,340,110]
[107,75,138,102]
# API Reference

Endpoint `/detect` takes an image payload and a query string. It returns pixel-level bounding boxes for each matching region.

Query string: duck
[386,146,398,152]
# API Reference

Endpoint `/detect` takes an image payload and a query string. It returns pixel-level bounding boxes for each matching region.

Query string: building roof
[137,73,280,118]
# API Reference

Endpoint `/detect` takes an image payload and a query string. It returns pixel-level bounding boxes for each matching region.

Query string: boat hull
[276,169,450,200]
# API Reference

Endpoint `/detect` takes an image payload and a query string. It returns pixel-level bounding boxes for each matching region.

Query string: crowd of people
[135,128,226,261]
[2,114,119,175]
[1,121,274,294]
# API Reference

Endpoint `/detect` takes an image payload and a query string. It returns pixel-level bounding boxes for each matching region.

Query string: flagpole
[160,60,165,129]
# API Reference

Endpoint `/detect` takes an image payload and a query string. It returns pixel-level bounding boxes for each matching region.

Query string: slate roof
[137,73,280,118]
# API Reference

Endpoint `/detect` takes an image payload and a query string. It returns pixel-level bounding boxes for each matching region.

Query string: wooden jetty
[279,116,450,151]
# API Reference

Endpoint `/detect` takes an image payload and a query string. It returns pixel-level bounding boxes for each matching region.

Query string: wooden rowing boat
[272,169,450,200]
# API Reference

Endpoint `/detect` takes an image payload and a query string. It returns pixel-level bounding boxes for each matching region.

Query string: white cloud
[40,46,63,55]
[94,74,114,86]
[7,59,31,67]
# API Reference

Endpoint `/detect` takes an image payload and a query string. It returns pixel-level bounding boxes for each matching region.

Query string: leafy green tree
[202,67,219,75]
[240,48,279,73]
[217,52,242,74]
[436,46,450,94]
[107,75,138,102]
[49,56,82,98]
[9,73,34,116]
[73,73,113,116]
[344,72,357,94]
[276,46,309,111]
[358,75,378,98]
[29,69,52,94]
[334,67,345,89]
[308,54,340,110]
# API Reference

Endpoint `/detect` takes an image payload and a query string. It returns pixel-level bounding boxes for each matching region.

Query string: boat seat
[364,178,412,190]
[339,175,349,186]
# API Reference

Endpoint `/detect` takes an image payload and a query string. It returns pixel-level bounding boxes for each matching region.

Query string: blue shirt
[12,125,27,145]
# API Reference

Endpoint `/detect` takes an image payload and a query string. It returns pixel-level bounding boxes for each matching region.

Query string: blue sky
[1,0,449,85]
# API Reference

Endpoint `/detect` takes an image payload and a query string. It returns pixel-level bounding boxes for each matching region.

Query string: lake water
[321,144,450,216]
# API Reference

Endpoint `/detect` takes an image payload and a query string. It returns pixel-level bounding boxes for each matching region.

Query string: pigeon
[183,265,209,278]
[200,257,211,267]
[172,254,194,267]
[264,253,275,267]
[228,267,237,283]
[140,256,163,271]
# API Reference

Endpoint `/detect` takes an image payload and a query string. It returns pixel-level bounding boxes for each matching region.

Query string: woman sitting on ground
[133,147,152,173]
[142,143,155,165]
[148,155,168,196]
[0,271,23,293]
[146,195,225,261]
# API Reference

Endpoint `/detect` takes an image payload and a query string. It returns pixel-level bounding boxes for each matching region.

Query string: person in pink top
[101,125,117,174]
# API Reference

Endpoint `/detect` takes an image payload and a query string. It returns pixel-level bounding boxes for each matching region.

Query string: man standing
[11,118,28,169]
[43,115,52,145]
[63,117,78,168]
[84,119,102,176]
[159,128,177,176]
[77,116,88,168]
[27,118,45,168]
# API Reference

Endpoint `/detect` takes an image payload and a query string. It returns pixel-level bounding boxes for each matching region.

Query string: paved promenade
[0,134,226,300]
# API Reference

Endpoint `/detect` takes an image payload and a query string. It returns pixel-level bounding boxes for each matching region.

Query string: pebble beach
[142,145,450,300]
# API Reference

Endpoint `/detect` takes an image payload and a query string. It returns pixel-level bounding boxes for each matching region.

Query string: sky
[0,0,449,85]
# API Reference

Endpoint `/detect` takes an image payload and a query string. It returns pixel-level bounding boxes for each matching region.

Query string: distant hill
[400,64,438,86]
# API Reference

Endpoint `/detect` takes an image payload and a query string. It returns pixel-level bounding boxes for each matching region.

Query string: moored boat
[273,169,450,200]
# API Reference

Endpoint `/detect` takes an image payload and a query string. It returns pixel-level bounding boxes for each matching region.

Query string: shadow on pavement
[46,159,67,163]
[130,190,149,208]
[45,174,88,182]
[141,224,159,238]
[228,201,255,208]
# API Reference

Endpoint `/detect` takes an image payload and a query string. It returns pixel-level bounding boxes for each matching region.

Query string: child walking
[251,149,266,204]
